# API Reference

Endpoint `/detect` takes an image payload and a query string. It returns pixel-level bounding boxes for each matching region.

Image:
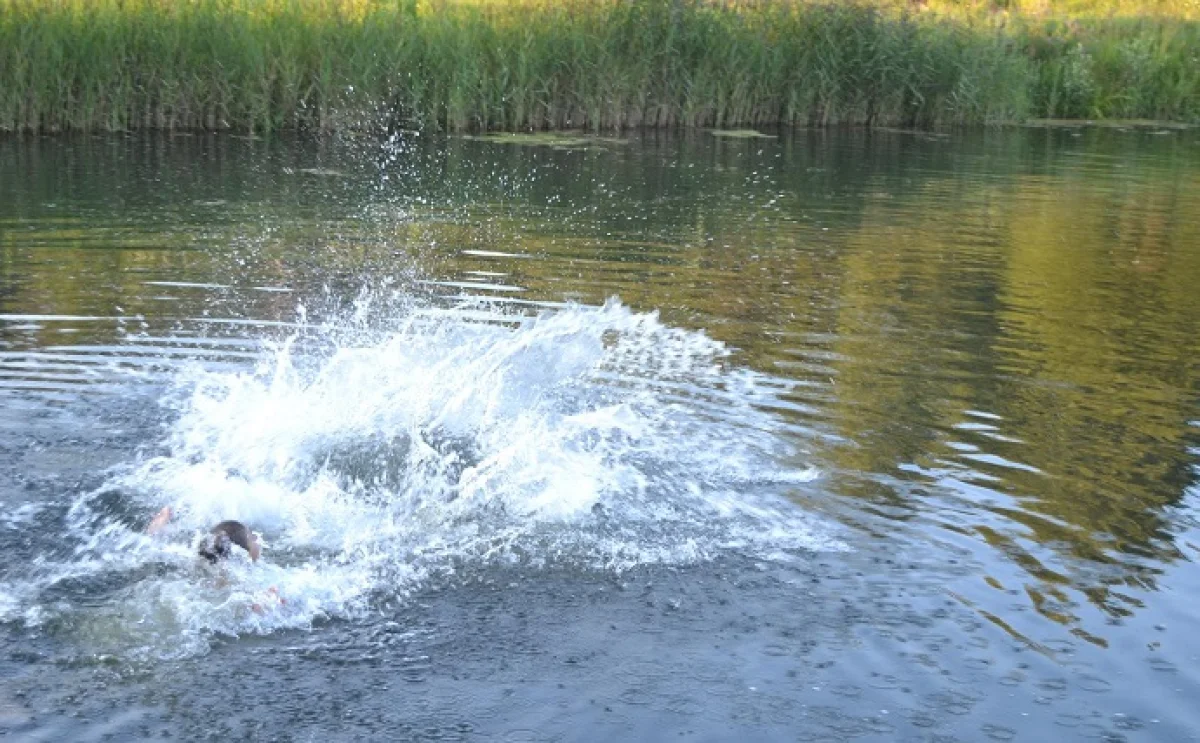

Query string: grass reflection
[1,129,1198,639]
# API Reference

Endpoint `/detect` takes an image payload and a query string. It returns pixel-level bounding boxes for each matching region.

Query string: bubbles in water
[8,295,840,656]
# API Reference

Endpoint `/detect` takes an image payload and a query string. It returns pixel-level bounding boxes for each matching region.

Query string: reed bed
[1,0,1197,133]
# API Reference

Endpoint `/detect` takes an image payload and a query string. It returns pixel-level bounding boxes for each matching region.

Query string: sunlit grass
[0,0,1196,132]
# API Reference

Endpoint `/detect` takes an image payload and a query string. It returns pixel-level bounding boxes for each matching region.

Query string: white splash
[13,297,838,657]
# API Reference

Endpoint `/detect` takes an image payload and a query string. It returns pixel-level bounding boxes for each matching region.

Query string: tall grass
[0,0,1197,133]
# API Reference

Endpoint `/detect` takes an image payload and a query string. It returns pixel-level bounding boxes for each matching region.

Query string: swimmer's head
[198,520,261,563]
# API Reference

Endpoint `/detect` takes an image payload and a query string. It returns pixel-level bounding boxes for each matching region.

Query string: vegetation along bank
[1,0,1197,133]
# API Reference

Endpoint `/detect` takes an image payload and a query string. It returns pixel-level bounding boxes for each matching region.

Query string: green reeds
[0,0,1196,133]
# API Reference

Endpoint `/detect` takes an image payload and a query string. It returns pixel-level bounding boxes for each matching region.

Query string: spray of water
[4,296,839,658]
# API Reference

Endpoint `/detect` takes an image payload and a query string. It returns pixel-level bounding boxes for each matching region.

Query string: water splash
[6,297,839,656]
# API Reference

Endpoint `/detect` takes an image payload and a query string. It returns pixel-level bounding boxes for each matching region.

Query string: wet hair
[198,520,255,563]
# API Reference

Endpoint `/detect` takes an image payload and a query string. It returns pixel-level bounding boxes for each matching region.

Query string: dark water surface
[1,129,1199,741]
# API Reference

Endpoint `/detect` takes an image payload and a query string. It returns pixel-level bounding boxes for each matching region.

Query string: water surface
[1,128,1199,741]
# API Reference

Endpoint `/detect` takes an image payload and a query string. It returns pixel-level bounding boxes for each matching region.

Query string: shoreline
[2,120,1193,141]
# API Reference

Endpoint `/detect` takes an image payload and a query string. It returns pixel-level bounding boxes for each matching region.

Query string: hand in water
[146,506,172,535]
[252,587,287,615]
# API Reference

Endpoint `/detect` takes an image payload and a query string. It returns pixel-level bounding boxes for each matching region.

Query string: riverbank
[1,0,1197,133]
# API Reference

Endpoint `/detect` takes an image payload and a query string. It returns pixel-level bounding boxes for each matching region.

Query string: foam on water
[4,297,839,657]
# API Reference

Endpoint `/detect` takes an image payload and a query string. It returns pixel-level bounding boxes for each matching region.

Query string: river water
[0,128,1198,741]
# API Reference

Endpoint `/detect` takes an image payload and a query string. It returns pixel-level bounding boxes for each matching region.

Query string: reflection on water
[1,128,1200,734]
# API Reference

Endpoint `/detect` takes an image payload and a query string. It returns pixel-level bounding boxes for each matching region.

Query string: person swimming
[198,520,262,563]
[146,506,283,612]
[146,507,262,563]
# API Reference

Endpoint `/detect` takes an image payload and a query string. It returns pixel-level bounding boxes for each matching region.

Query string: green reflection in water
[1,128,1199,644]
